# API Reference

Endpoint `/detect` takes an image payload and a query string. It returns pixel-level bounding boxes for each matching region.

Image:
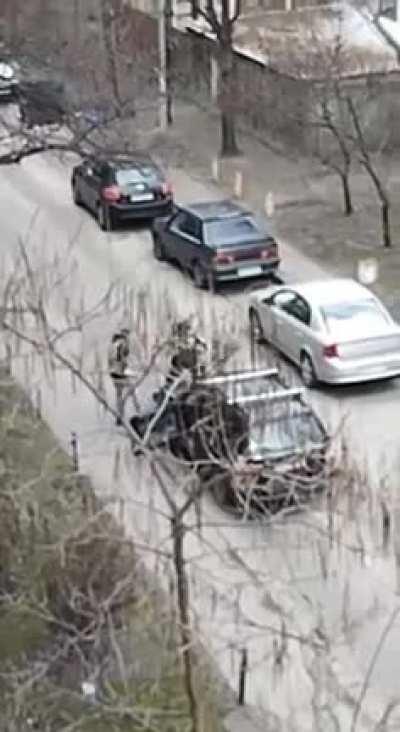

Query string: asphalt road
[1,149,400,731]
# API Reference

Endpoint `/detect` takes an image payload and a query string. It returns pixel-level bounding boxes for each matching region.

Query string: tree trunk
[381,201,391,248]
[219,42,240,157]
[340,171,353,216]
[100,0,122,113]
[172,518,199,732]
[364,165,392,248]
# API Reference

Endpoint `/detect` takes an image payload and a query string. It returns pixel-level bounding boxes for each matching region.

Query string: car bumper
[213,258,280,282]
[111,198,173,221]
[0,85,17,100]
[318,354,400,384]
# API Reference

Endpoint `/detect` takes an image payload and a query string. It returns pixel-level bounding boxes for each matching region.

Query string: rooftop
[294,278,373,303]
[181,2,399,78]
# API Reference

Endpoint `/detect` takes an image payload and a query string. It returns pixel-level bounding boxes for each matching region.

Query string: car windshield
[321,298,390,334]
[246,402,325,457]
[116,166,159,187]
[205,215,270,248]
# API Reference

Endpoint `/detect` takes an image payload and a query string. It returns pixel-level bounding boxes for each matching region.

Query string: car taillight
[102,185,121,202]
[161,181,173,197]
[213,251,234,265]
[260,240,278,259]
[323,344,338,358]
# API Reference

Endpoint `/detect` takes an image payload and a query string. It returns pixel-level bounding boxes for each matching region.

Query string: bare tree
[347,94,392,248]
[190,0,243,156]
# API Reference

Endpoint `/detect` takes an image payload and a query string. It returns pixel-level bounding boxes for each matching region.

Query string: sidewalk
[224,707,282,732]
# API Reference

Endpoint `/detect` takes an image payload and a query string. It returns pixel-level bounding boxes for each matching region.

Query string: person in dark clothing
[164,319,207,389]
[107,328,130,425]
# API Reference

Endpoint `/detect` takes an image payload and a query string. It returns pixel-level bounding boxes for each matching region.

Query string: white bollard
[357,257,378,285]
[265,192,275,217]
[81,681,97,703]
[211,157,219,181]
[234,170,243,198]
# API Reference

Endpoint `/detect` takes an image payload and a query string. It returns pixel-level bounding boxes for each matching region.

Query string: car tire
[193,261,206,289]
[249,309,265,343]
[97,203,112,232]
[300,352,318,388]
[72,179,82,206]
[153,233,167,261]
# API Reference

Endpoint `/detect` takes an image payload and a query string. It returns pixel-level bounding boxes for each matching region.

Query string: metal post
[165,0,173,125]
[5,343,12,375]
[250,318,256,369]
[158,0,168,130]
[71,431,79,472]
[238,647,248,705]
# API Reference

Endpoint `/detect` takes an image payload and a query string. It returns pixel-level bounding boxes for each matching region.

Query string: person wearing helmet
[107,327,130,425]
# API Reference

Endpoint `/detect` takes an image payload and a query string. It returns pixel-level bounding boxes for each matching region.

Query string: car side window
[290,296,311,325]
[276,293,311,325]
[171,212,202,242]
[92,161,103,178]
[271,290,297,313]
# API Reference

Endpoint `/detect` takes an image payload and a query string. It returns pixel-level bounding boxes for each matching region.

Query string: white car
[249,278,400,386]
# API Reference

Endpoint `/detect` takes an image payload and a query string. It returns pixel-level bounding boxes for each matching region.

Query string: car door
[85,160,104,212]
[75,160,94,207]
[168,210,203,268]
[268,290,301,359]
[279,294,312,364]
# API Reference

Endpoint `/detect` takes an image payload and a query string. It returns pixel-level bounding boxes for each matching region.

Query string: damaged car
[130,367,329,516]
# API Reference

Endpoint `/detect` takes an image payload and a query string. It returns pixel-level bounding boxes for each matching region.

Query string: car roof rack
[227,387,305,405]
[198,368,279,386]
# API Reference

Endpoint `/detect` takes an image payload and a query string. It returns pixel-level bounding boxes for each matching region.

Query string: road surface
[1,150,400,731]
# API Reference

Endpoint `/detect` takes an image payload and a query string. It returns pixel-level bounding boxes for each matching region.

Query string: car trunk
[334,329,400,359]
[118,180,158,204]
[115,167,164,204]
[216,238,277,261]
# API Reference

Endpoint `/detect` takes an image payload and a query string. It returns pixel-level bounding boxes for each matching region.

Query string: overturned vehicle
[131,367,330,516]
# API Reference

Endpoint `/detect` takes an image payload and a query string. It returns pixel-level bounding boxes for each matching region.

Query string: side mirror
[262,296,274,306]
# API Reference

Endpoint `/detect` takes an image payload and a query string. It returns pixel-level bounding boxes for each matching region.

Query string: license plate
[130,192,154,202]
[238,265,262,278]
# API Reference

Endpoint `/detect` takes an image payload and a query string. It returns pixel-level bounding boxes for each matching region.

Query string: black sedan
[151,200,280,289]
[71,156,174,230]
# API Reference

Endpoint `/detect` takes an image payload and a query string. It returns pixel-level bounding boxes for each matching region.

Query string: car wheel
[249,309,265,343]
[72,179,82,206]
[300,352,318,388]
[97,203,112,232]
[193,261,206,289]
[153,233,167,261]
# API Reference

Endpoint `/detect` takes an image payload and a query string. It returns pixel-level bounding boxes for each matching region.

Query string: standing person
[166,320,207,389]
[107,327,130,426]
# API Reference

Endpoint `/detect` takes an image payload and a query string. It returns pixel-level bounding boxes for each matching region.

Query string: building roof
[180,1,399,79]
